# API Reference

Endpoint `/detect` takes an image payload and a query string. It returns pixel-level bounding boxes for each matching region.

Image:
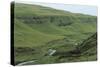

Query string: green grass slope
[52,33,97,62]
[14,19,64,47]
[12,2,97,65]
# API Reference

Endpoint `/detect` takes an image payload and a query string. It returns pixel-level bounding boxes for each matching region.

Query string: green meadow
[12,3,97,65]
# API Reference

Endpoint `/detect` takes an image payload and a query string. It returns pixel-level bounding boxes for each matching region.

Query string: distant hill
[11,2,97,65]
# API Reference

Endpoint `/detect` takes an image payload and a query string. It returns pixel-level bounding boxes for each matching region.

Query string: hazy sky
[16,1,97,16]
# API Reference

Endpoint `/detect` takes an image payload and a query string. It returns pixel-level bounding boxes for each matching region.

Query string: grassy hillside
[12,2,97,65]
[51,33,97,63]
